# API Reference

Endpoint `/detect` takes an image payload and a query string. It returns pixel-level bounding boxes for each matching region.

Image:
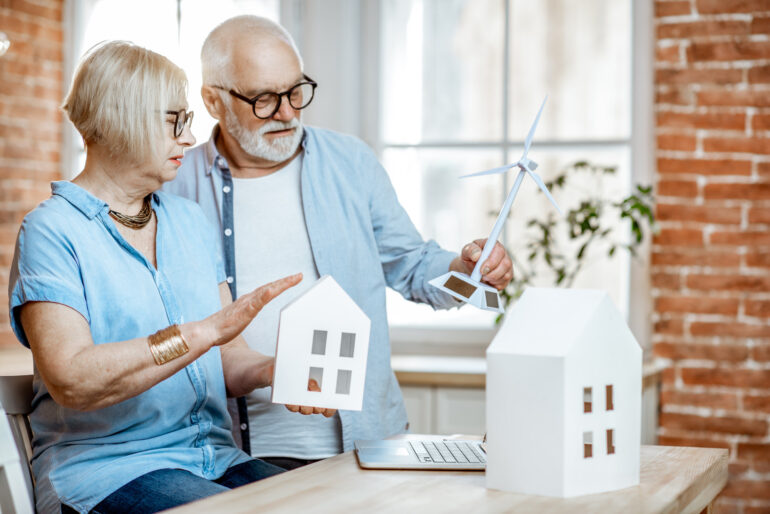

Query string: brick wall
[0,0,63,350]
[652,1,770,512]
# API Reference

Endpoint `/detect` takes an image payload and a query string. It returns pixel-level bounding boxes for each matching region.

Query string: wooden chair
[0,373,35,514]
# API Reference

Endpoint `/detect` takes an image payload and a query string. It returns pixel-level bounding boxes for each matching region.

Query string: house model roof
[281,274,367,318]
[488,288,632,357]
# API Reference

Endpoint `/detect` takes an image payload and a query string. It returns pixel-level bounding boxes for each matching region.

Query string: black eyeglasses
[165,109,194,138]
[216,75,317,119]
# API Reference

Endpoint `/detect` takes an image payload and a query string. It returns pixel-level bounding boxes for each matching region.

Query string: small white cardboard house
[486,287,642,498]
[271,275,371,411]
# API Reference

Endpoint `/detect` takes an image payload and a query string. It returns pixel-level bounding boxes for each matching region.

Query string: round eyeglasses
[217,75,317,119]
[165,109,194,138]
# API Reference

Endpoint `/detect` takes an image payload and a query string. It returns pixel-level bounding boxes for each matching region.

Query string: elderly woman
[8,41,331,514]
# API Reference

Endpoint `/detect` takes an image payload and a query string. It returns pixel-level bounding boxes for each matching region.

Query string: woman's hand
[284,378,337,417]
[202,274,302,348]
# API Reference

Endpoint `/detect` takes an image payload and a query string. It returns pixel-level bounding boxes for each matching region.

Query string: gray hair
[201,15,303,86]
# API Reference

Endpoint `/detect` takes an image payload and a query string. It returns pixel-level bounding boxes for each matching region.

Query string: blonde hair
[201,15,303,86]
[62,41,188,164]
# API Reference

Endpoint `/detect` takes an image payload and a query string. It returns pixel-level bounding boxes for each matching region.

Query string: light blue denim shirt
[8,182,251,514]
[163,126,458,453]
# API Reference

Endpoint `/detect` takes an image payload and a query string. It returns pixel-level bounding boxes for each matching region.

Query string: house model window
[583,432,592,458]
[606,384,614,411]
[607,429,615,455]
[583,387,592,413]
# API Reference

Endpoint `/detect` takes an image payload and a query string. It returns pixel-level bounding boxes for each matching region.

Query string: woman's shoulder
[154,190,208,221]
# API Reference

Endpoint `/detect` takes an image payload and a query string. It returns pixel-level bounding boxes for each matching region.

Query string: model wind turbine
[429,96,563,313]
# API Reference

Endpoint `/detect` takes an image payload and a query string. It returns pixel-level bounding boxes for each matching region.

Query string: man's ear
[201,85,224,120]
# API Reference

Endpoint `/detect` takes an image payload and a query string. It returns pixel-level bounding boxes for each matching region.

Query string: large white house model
[486,287,642,498]
[271,275,371,411]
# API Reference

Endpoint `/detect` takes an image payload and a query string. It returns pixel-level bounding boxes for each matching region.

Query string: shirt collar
[51,180,161,220]
[203,123,310,177]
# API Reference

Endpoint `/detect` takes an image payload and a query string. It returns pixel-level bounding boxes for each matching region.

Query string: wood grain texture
[166,445,727,514]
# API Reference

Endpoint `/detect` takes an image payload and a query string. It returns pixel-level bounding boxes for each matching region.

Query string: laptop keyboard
[409,440,486,464]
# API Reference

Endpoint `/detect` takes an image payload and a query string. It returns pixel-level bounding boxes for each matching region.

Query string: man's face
[221,39,305,162]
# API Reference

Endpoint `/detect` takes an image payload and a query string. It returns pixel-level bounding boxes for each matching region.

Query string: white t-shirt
[233,153,343,459]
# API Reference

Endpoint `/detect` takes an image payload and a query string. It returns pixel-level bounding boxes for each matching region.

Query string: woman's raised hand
[203,273,302,347]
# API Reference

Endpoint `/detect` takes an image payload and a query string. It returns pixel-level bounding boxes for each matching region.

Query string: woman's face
[157,107,196,183]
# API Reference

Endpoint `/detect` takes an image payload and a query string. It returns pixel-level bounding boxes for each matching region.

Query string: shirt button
[224,228,232,236]
[240,423,247,431]
[226,276,234,284]
[223,186,231,194]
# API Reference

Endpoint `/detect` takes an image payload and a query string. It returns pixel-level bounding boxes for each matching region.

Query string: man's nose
[272,96,296,121]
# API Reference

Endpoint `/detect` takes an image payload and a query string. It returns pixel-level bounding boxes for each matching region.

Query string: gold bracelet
[148,324,189,365]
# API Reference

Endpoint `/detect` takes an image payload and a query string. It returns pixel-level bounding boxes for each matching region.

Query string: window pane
[380,0,504,143]
[504,146,631,316]
[508,0,631,141]
[382,147,503,328]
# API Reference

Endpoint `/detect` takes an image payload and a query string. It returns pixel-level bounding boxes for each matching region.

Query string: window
[583,387,592,413]
[606,429,615,455]
[340,332,356,357]
[308,366,323,391]
[64,0,281,176]
[336,369,353,395]
[376,0,634,338]
[312,330,328,355]
[606,384,614,411]
[583,431,592,459]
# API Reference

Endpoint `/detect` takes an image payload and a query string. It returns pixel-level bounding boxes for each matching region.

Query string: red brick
[657,435,731,450]
[745,505,770,514]
[652,272,683,288]
[658,133,697,151]
[657,111,746,131]
[3,0,62,22]
[697,0,770,14]
[656,44,682,63]
[660,389,740,409]
[655,317,685,336]
[690,40,770,62]
[654,228,704,246]
[662,366,678,384]
[738,443,770,462]
[746,299,770,317]
[753,345,770,361]
[656,1,692,16]
[749,64,770,84]
[728,461,751,478]
[657,203,741,224]
[753,114,770,131]
[691,321,770,338]
[656,87,692,105]
[657,157,752,176]
[744,394,770,412]
[660,412,767,436]
[722,479,770,500]
[657,19,751,38]
[704,183,770,201]
[752,15,770,34]
[655,341,748,362]
[682,367,770,389]
[711,230,770,245]
[652,249,741,267]
[658,179,699,197]
[703,136,770,155]
[760,162,770,179]
[655,296,741,315]
[698,89,770,108]
[656,68,744,86]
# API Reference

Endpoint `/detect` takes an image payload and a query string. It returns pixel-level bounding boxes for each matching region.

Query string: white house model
[271,275,371,411]
[486,287,642,498]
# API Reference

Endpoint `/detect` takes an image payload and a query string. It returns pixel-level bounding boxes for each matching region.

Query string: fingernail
[472,249,482,259]
[482,266,490,275]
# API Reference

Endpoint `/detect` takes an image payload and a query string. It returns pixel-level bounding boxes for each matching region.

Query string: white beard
[225,109,304,162]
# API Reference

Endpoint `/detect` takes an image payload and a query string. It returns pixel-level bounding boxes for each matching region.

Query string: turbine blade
[523,95,548,158]
[460,163,517,179]
[523,164,563,215]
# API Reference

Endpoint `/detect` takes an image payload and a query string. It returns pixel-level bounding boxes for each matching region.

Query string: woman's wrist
[179,320,215,354]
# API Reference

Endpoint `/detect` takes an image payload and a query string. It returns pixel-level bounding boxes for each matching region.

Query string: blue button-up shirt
[163,126,458,453]
[8,182,250,514]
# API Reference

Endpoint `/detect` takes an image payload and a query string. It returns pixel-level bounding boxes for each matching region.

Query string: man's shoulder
[304,126,373,158]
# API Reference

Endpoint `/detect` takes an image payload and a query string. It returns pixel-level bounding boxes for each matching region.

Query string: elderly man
[165,15,513,470]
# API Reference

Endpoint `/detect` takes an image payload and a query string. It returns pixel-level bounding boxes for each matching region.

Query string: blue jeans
[61,459,284,514]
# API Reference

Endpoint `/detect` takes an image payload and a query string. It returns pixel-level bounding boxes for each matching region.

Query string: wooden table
[166,444,727,514]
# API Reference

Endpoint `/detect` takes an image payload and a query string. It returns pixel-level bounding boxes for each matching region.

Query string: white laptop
[354,437,486,470]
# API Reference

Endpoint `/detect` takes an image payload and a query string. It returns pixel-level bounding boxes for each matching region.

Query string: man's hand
[284,379,337,417]
[450,238,513,291]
